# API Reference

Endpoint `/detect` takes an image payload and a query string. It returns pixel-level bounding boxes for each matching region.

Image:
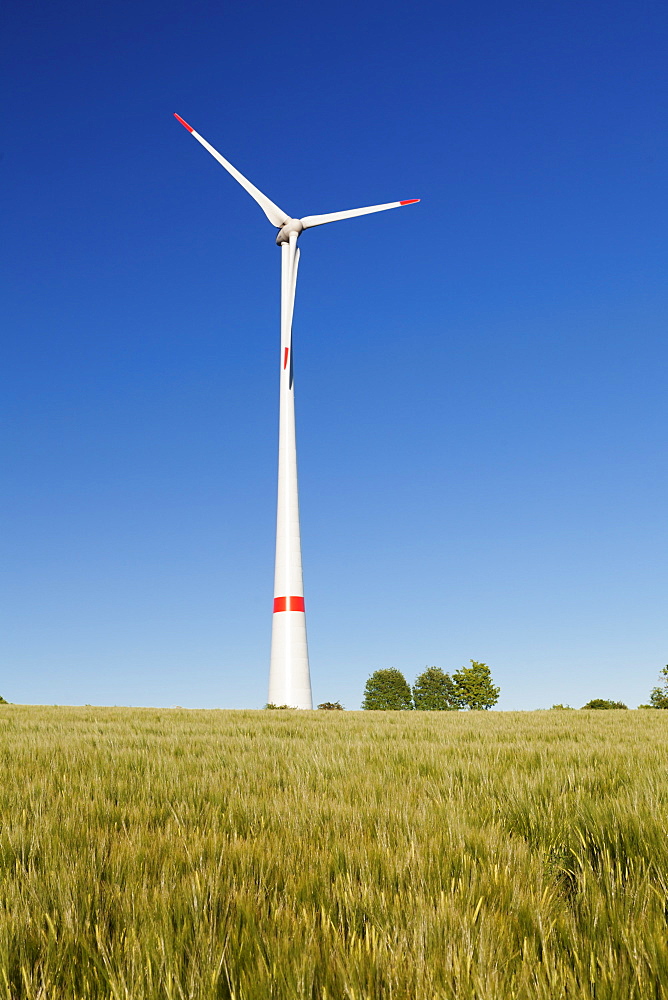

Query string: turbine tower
[174,114,419,708]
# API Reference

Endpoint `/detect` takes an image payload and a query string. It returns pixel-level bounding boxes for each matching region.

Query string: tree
[362,669,412,710]
[0,696,6,705]
[452,661,500,710]
[413,667,460,710]
[649,666,668,709]
[581,698,628,710]
[317,701,344,710]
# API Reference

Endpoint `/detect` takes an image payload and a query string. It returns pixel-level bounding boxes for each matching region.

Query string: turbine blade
[174,114,290,228]
[288,244,299,334]
[287,245,299,389]
[300,199,419,230]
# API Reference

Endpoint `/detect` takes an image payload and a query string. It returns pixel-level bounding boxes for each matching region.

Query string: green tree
[317,701,344,710]
[649,666,668,709]
[362,669,413,710]
[452,661,500,710]
[581,699,628,710]
[413,667,460,710]
[0,696,6,705]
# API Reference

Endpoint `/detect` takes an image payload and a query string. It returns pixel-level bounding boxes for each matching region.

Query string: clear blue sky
[2,0,667,710]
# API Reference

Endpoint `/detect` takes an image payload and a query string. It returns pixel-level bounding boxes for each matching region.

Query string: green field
[1,706,668,999]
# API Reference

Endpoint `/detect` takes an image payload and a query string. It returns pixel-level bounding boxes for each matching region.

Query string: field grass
[1,706,668,999]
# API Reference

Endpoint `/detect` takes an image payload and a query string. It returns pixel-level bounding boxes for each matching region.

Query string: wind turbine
[174,113,419,709]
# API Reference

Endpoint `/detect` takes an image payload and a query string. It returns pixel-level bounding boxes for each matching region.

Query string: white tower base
[268,236,312,709]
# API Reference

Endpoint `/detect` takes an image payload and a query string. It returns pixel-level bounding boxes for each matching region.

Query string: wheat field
[1,705,667,999]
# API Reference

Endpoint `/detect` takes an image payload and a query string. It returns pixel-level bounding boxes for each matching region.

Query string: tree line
[3,664,666,712]
[640,665,668,709]
[361,661,500,711]
[550,666,668,710]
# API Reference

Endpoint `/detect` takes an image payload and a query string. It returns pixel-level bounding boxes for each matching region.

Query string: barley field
[1,705,668,999]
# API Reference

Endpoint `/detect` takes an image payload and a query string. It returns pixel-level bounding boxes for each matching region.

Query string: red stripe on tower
[174,114,194,132]
[273,596,305,612]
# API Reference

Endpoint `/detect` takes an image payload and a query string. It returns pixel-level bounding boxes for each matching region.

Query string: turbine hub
[276,218,303,245]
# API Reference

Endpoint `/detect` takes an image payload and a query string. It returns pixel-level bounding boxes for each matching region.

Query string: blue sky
[2,0,667,709]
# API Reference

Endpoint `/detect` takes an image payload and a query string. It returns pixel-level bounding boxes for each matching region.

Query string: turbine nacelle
[276,219,304,245]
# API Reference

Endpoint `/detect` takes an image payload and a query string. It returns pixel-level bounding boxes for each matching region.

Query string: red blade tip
[400,199,420,205]
[173,113,193,133]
